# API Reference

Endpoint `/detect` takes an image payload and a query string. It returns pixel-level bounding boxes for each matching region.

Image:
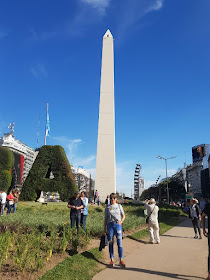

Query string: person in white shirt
[80,191,88,232]
[145,198,160,244]
[0,190,7,216]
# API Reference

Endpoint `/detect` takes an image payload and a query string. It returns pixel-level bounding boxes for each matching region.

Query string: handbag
[146,206,155,224]
[99,235,108,251]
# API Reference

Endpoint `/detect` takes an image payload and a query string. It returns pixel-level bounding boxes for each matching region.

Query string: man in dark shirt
[67,191,83,231]
[202,200,210,280]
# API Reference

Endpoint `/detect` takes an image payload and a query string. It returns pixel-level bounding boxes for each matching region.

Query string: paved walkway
[93,219,208,280]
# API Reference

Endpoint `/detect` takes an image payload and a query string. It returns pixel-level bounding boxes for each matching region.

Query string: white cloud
[81,0,110,15]
[145,0,164,13]
[28,0,110,41]
[145,180,156,188]
[28,0,164,42]
[30,63,48,80]
[53,136,95,173]
[115,0,164,41]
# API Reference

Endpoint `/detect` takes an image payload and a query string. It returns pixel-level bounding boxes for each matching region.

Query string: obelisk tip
[103,29,113,39]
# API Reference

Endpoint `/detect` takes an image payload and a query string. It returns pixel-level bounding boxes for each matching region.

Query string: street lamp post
[156,155,177,204]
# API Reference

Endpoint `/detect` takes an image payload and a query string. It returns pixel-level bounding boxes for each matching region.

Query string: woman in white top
[104,193,126,267]
[0,191,7,216]
[80,191,88,232]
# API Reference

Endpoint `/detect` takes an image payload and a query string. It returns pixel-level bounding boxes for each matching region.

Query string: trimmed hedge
[20,145,77,201]
[159,207,186,219]
[0,146,14,171]
[0,147,14,192]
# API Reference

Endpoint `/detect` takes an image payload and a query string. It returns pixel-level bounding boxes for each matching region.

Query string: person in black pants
[202,200,210,280]
[190,198,202,239]
[67,191,84,232]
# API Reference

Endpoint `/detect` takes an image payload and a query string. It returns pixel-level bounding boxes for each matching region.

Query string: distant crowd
[0,189,19,216]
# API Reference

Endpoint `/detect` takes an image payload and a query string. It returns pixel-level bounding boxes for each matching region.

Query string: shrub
[20,145,77,201]
[0,147,14,192]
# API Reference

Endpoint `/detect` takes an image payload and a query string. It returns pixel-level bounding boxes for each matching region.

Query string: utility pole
[156,156,177,204]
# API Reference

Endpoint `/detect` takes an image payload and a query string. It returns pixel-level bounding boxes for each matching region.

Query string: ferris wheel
[134,164,141,200]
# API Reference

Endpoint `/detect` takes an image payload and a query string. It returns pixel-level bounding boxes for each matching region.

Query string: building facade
[173,144,210,197]
[71,167,94,198]
[0,124,35,187]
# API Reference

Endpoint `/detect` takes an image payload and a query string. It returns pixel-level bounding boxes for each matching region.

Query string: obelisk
[95,29,116,201]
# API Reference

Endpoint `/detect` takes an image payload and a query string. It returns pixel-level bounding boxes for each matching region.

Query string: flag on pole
[44,103,50,145]
[46,103,50,137]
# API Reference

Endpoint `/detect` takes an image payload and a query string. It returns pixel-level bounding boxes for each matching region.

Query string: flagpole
[36,114,40,149]
[44,103,48,145]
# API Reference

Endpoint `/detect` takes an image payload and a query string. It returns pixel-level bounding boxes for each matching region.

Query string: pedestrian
[7,191,15,214]
[145,198,160,244]
[80,191,88,232]
[97,196,100,206]
[105,195,110,207]
[200,197,207,213]
[67,191,84,232]
[202,199,210,280]
[94,190,98,204]
[104,192,126,267]
[13,189,19,213]
[190,198,202,239]
[0,190,7,216]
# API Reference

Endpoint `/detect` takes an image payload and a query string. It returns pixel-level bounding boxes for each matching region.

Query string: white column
[95,30,116,202]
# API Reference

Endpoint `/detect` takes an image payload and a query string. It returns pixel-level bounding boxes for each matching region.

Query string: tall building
[139,177,145,198]
[0,123,35,186]
[95,30,116,201]
[71,167,94,198]
[173,144,210,197]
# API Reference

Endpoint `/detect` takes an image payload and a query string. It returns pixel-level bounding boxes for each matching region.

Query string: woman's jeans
[0,203,5,216]
[13,203,17,213]
[7,202,14,214]
[192,218,201,236]
[107,222,123,259]
[80,214,87,232]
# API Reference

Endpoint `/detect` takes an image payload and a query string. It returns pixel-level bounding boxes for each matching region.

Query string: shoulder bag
[146,205,155,224]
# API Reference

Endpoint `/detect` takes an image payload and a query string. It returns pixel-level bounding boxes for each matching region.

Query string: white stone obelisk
[95,30,116,202]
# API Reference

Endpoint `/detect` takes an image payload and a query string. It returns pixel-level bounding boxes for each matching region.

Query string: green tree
[140,177,185,202]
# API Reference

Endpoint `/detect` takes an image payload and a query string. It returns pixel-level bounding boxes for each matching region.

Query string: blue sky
[0,0,210,196]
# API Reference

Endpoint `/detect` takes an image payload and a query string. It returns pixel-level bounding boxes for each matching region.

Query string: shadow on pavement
[110,266,204,280]
[162,234,194,239]
[127,236,148,244]
[81,251,109,267]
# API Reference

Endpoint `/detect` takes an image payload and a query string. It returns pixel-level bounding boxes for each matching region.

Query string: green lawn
[40,248,103,280]
[40,216,186,280]
[0,202,186,276]
[0,202,146,236]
